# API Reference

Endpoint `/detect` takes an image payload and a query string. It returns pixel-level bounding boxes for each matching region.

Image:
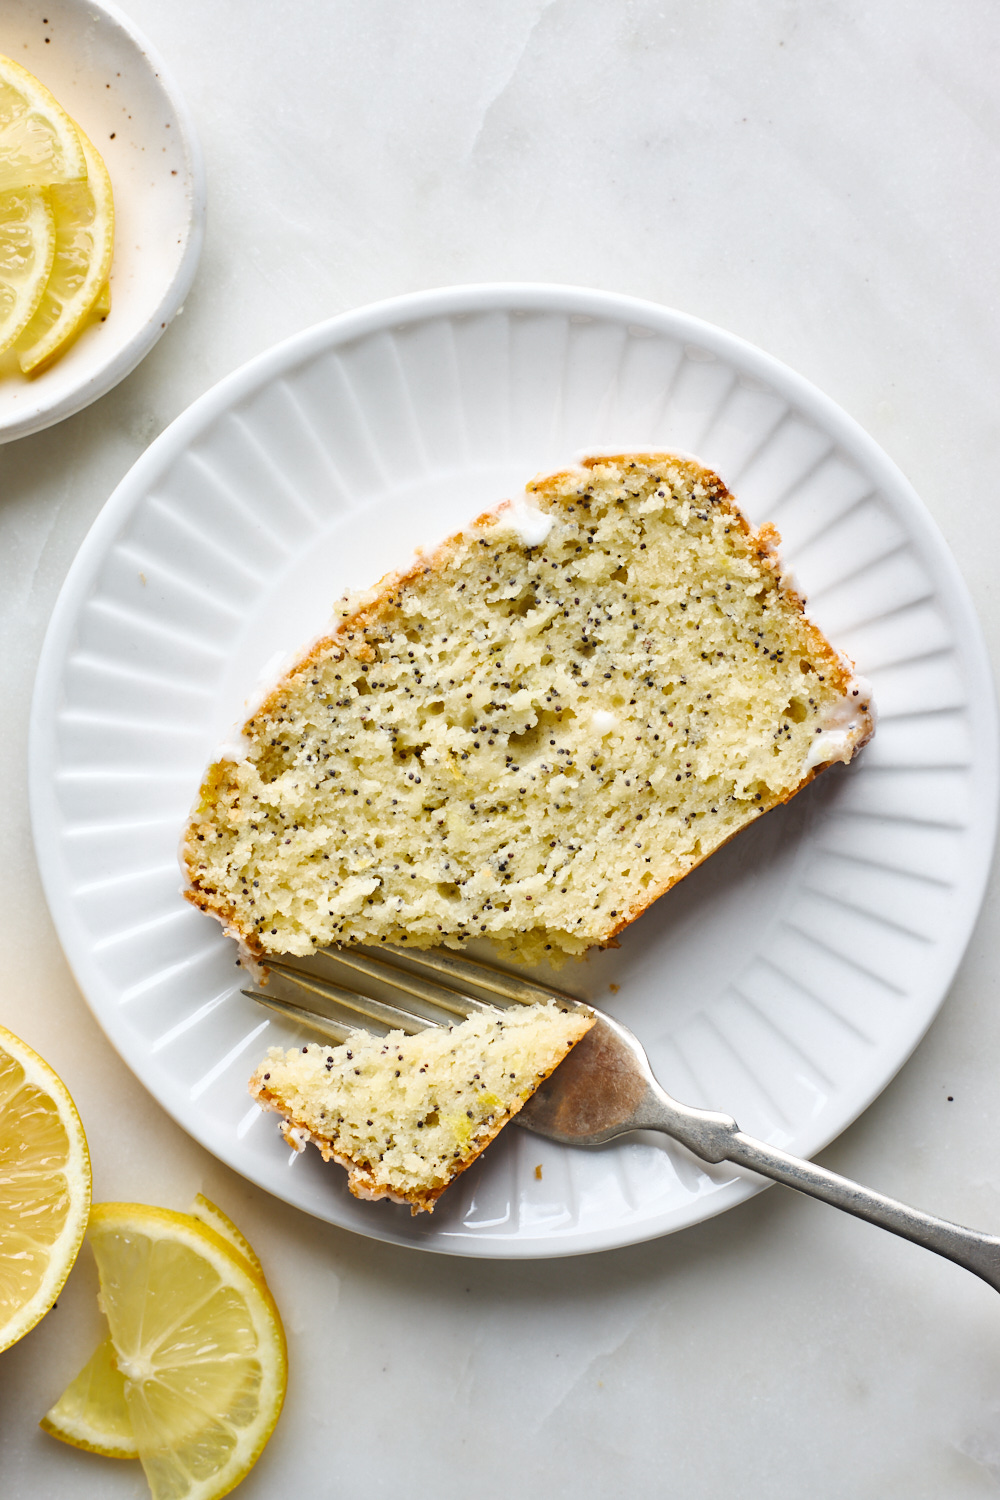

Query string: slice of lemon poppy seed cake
[183,453,874,964]
[250,1000,595,1213]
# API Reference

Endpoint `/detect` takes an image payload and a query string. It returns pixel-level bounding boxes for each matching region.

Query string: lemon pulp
[40,1334,137,1458]
[0,54,87,191]
[0,1024,91,1354]
[0,187,55,355]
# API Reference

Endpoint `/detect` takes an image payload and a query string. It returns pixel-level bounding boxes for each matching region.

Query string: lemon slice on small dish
[75,1203,286,1499]
[0,187,56,355]
[17,127,114,374]
[0,1024,91,1354]
[0,53,86,192]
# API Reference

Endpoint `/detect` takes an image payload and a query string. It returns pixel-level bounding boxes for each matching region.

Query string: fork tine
[243,941,585,1049]
[241,989,355,1045]
[375,944,584,1011]
[264,960,446,1034]
[322,947,495,1019]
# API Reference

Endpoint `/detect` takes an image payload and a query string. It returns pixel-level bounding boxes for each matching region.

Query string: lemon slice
[0,1024,91,1354]
[17,127,114,374]
[41,1197,273,1465]
[87,1203,287,1500]
[188,1193,265,1280]
[0,186,56,355]
[40,1333,137,1458]
[0,54,86,192]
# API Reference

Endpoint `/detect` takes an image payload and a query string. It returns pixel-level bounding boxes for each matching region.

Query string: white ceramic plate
[0,0,204,442]
[29,284,998,1258]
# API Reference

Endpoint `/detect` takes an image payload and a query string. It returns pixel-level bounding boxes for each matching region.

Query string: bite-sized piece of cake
[183,453,874,964]
[250,1002,594,1212]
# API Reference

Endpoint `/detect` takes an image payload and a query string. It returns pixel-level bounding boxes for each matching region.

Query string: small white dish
[29,284,999,1258]
[0,0,205,442]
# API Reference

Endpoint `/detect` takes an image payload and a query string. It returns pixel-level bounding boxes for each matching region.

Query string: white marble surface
[3,1,1000,1494]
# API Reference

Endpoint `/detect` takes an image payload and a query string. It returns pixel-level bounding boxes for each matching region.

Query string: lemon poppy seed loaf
[183,453,874,963]
[250,1000,594,1213]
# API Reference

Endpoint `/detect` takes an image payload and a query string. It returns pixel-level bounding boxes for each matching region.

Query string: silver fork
[243,944,1000,1291]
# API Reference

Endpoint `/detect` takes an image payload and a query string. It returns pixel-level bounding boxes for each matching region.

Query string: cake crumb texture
[184,453,873,961]
[249,1001,595,1212]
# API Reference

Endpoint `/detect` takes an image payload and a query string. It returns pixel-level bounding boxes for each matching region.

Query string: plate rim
[28,281,1000,1258]
[0,0,207,443]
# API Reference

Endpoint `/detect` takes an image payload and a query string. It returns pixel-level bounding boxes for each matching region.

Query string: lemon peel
[17,126,114,374]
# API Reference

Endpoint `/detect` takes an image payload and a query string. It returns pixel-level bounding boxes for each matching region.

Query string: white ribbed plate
[30,285,998,1258]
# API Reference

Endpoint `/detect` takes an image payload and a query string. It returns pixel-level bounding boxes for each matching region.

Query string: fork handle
[643,1089,1000,1293]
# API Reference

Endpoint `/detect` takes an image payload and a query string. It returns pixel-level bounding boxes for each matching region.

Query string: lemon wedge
[17,127,114,374]
[0,186,56,355]
[0,54,86,192]
[77,1203,286,1500]
[0,1024,91,1354]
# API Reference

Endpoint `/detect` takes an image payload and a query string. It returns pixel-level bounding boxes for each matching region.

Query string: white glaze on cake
[498,492,555,547]
[802,673,876,771]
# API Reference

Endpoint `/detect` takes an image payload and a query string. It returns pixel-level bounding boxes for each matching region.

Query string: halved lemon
[0,54,87,192]
[17,126,114,374]
[0,1024,91,1354]
[0,186,56,355]
[81,1203,286,1499]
